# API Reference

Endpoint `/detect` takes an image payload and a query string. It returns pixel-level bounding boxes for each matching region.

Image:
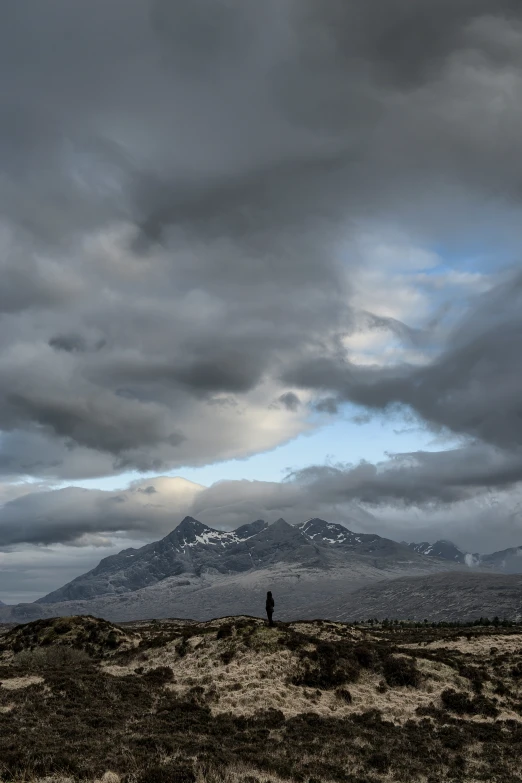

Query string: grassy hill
[2,615,522,782]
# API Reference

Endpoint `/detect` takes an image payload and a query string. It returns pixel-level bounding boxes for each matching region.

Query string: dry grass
[3,616,522,782]
[0,675,44,690]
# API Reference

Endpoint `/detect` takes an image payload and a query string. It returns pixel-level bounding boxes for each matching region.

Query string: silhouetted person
[266,591,275,627]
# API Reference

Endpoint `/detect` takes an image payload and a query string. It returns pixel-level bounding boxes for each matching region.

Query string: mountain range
[1,517,522,623]
[35,516,459,606]
[407,539,522,572]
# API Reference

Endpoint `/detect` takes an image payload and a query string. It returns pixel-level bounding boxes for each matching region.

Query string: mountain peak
[179,515,204,527]
[271,518,292,530]
[176,516,210,532]
[297,518,364,547]
[164,516,213,544]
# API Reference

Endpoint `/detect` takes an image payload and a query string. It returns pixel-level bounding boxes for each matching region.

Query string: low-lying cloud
[2,439,522,554]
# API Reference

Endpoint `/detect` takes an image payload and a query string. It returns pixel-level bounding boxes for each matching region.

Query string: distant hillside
[480,545,522,572]
[311,571,522,623]
[408,539,522,573]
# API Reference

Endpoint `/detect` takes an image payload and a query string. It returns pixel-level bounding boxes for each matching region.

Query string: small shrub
[292,643,360,689]
[383,656,420,688]
[458,664,487,692]
[441,689,474,714]
[367,751,390,772]
[177,637,189,658]
[353,644,374,668]
[441,688,499,718]
[217,624,233,640]
[143,666,174,685]
[474,696,500,718]
[220,648,235,665]
[335,687,352,704]
[494,681,509,696]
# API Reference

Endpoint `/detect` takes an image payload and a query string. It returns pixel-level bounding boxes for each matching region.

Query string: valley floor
[2,615,522,782]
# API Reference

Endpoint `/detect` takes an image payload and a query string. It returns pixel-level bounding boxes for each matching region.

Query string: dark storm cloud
[285,272,522,450]
[278,392,301,412]
[285,444,522,506]
[0,1,521,478]
[292,0,522,92]
[49,335,87,353]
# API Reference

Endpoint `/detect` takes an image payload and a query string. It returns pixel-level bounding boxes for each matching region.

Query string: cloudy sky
[1,0,522,602]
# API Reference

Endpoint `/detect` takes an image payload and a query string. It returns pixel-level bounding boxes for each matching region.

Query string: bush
[367,751,390,772]
[216,624,233,640]
[353,644,374,668]
[441,688,474,714]
[383,656,420,688]
[441,688,499,718]
[292,643,360,689]
[458,664,487,692]
[143,666,174,685]
[220,648,235,665]
[15,646,92,671]
[335,687,353,704]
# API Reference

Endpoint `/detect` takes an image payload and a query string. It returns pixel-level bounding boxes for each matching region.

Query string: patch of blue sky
[68,403,456,492]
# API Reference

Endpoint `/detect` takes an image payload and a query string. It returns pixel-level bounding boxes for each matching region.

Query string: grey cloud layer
[1,441,522,554]
[0,1,521,479]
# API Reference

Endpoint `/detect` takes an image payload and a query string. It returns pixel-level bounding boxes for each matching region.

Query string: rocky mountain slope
[37,517,441,606]
[407,540,468,564]
[37,517,273,603]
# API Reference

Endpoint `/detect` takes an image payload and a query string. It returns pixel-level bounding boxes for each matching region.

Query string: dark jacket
[266,595,275,612]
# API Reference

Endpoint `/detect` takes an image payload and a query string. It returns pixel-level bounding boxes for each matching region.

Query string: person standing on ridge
[266,591,275,627]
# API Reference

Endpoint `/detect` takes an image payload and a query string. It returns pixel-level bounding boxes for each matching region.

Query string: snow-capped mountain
[407,539,522,573]
[297,519,419,560]
[37,516,449,606]
[407,540,467,564]
[36,517,326,604]
[0,518,519,625]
